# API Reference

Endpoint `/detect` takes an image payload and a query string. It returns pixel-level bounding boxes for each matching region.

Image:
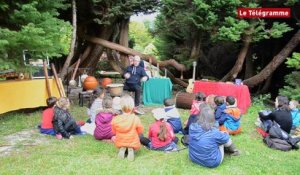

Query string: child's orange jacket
[111,114,144,150]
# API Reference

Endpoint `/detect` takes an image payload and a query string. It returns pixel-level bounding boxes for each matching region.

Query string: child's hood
[97,109,115,123]
[114,114,137,132]
[225,106,241,119]
[164,106,180,119]
[217,103,226,110]
[189,123,207,140]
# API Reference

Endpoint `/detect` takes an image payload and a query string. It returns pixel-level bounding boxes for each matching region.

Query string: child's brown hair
[214,96,225,106]
[195,92,206,101]
[164,98,174,107]
[46,97,57,107]
[226,96,236,106]
[158,121,168,141]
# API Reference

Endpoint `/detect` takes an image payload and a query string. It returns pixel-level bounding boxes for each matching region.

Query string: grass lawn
[1,102,300,175]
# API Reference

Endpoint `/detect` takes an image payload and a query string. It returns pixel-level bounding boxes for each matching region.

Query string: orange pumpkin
[83,76,98,90]
[101,78,113,88]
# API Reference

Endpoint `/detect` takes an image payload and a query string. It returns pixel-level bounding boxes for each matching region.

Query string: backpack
[181,135,189,147]
[268,121,289,140]
[263,121,300,151]
[263,136,292,151]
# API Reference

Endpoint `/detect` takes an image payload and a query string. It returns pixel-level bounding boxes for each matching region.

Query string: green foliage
[280,52,300,101]
[284,0,300,6]
[154,0,294,69]
[0,0,71,71]
[129,21,154,52]
[217,18,249,42]
[286,52,300,69]
[91,0,159,25]
[216,16,292,43]
[252,94,271,106]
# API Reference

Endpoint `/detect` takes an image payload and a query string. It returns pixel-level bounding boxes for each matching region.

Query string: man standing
[123,55,148,113]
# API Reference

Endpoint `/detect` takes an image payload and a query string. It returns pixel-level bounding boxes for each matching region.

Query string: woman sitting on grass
[189,106,240,168]
[259,96,292,134]
[111,95,144,161]
[140,108,178,151]
[53,97,83,140]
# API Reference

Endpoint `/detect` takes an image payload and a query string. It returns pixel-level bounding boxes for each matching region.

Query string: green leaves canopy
[0,0,71,71]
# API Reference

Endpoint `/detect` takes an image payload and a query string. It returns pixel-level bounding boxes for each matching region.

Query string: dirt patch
[0,129,49,157]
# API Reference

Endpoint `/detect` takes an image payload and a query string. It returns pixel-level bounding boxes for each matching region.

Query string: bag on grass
[263,136,292,151]
[181,135,189,147]
[268,121,289,140]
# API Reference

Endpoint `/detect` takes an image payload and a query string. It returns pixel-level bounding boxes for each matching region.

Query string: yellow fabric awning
[0,79,63,114]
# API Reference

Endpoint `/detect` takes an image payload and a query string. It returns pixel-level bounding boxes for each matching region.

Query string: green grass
[1,104,300,175]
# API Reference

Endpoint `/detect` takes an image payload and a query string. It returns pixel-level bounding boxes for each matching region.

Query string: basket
[107,84,124,97]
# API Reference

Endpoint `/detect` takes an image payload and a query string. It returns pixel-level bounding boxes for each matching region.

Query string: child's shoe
[127,148,135,161]
[56,134,62,140]
[118,147,127,159]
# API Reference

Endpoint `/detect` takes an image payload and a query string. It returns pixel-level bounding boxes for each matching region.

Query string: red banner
[238,8,290,18]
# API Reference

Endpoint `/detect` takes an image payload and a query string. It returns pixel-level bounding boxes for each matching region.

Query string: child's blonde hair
[120,94,134,113]
[290,100,299,109]
[56,97,70,110]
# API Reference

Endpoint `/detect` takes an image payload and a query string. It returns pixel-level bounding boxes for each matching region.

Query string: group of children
[39,97,83,139]
[39,89,245,166]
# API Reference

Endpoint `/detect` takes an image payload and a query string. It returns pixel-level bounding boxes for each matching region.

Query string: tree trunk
[244,49,254,79]
[81,27,114,74]
[166,69,188,87]
[107,49,124,74]
[221,35,251,81]
[59,0,77,80]
[85,36,186,72]
[119,19,130,68]
[190,37,201,60]
[68,44,92,69]
[243,30,300,87]
[260,74,273,94]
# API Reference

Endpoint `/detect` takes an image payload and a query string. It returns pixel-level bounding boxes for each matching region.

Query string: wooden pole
[71,58,81,81]
[43,60,51,97]
[149,58,153,77]
[51,63,64,97]
[157,62,160,77]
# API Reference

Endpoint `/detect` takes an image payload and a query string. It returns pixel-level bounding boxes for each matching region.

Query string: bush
[280,52,300,101]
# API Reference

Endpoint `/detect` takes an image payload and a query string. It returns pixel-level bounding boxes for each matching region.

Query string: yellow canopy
[0,79,63,114]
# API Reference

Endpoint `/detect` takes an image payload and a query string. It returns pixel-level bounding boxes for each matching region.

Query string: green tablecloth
[142,78,172,106]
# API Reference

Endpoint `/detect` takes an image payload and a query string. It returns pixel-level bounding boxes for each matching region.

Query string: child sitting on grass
[140,108,178,151]
[88,88,105,123]
[81,88,105,135]
[111,95,144,161]
[290,100,300,129]
[94,96,117,141]
[53,97,83,139]
[206,94,217,109]
[214,96,226,124]
[219,96,242,135]
[183,103,211,135]
[39,97,57,135]
[164,98,183,134]
[190,92,206,115]
[189,107,240,168]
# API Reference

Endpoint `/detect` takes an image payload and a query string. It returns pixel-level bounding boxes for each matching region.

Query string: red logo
[238,8,291,18]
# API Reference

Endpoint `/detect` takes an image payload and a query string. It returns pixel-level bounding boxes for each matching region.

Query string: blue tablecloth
[142,78,172,106]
